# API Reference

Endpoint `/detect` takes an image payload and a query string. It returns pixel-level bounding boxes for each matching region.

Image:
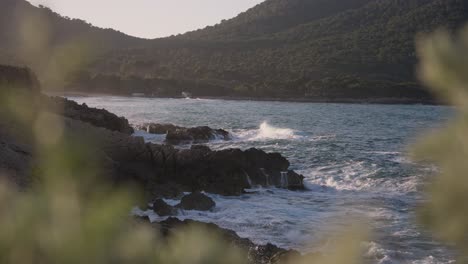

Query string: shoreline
[45,91,442,106]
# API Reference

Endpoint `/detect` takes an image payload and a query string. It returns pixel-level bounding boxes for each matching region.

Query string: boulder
[152,199,177,216]
[284,170,305,190]
[176,192,215,211]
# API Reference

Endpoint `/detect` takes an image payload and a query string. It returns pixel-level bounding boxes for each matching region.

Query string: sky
[27,0,264,39]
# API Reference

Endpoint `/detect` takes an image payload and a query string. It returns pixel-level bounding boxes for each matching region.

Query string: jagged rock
[152,199,177,216]
[136,122,230,144]
[136,123,179,134]
[166,126,230,144]
[147,217,303,264]
[142,146,305,196]
[284,170,305,190]
[176,192,215,211]
[41,95,134,134]
[1,113,305,196]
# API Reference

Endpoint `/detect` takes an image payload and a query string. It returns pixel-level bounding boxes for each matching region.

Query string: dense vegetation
[0,0,145,87]
[1,0,468,100]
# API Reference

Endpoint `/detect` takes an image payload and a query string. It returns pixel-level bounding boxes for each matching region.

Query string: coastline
[45,91,442,105]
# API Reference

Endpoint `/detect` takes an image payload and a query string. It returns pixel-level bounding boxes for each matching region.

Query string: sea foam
[235,121,300,141]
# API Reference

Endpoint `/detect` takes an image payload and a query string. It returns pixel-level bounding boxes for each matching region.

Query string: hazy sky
[26,0,263,39]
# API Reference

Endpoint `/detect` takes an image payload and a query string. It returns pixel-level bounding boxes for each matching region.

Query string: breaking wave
[235,121,300,141]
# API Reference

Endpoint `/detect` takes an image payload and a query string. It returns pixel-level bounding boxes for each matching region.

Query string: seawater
[69,96,454,264]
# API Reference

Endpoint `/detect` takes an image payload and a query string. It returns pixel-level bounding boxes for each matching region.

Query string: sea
[69,96,455,264]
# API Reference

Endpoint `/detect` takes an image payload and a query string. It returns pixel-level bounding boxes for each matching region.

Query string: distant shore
[45,91,441,105]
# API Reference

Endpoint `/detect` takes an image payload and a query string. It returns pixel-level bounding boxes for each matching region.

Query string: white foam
[412,256,453,264]
[235,121,300,141]
[300,162,421,194]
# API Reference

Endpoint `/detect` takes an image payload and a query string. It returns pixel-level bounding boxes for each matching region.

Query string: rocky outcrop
[41,95,134,134]
[137,123,179,134]
[152,199,177,216]
[55,122,305,196]
[0,102,304,197]
[142,217,302,264]
[0,64,304,197]
[50,118,305,196]
[137,123,230,144]
[176,192,216,211]
[166,126,230,144]
[143,145,305,196]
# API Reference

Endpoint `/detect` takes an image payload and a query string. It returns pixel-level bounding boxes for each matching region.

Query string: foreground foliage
[414,25,468,262]
[2,7,468,264]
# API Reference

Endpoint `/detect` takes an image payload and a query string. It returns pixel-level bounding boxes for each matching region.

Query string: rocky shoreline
[0,66,308,263]
[135,216,306,264]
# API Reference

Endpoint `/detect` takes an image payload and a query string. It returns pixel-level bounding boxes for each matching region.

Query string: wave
[300,161,420,194]
[235,121,300,141]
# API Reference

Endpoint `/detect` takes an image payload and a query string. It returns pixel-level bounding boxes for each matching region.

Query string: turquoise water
[70,96,454,264]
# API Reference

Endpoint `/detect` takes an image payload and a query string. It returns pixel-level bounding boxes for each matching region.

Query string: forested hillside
[181,0,373,40]
[0,0,145,87]
[2,0,468,100]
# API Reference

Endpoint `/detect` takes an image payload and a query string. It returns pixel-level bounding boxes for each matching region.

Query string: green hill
[0,0,145,86]
[1,0,468,101]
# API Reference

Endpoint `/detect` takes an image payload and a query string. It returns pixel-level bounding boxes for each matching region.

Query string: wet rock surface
[152,199,177,216]
[137,122,230,144]
[136,217,302,264]
[176,192,216,211]
[137,123,179,134]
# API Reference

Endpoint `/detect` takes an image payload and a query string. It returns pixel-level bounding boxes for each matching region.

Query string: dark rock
[137,122,230,144]
[190,144,211,153]
[250,243,302,264]
[152,199,177,216]
[150,183,185,199]
[177,192,215,211]
[285,170,305,190]
[40,95,134,134]
[151,217,303,264]
[166,126,230,144]
[137,123,180,134]
[143,146,305,196]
